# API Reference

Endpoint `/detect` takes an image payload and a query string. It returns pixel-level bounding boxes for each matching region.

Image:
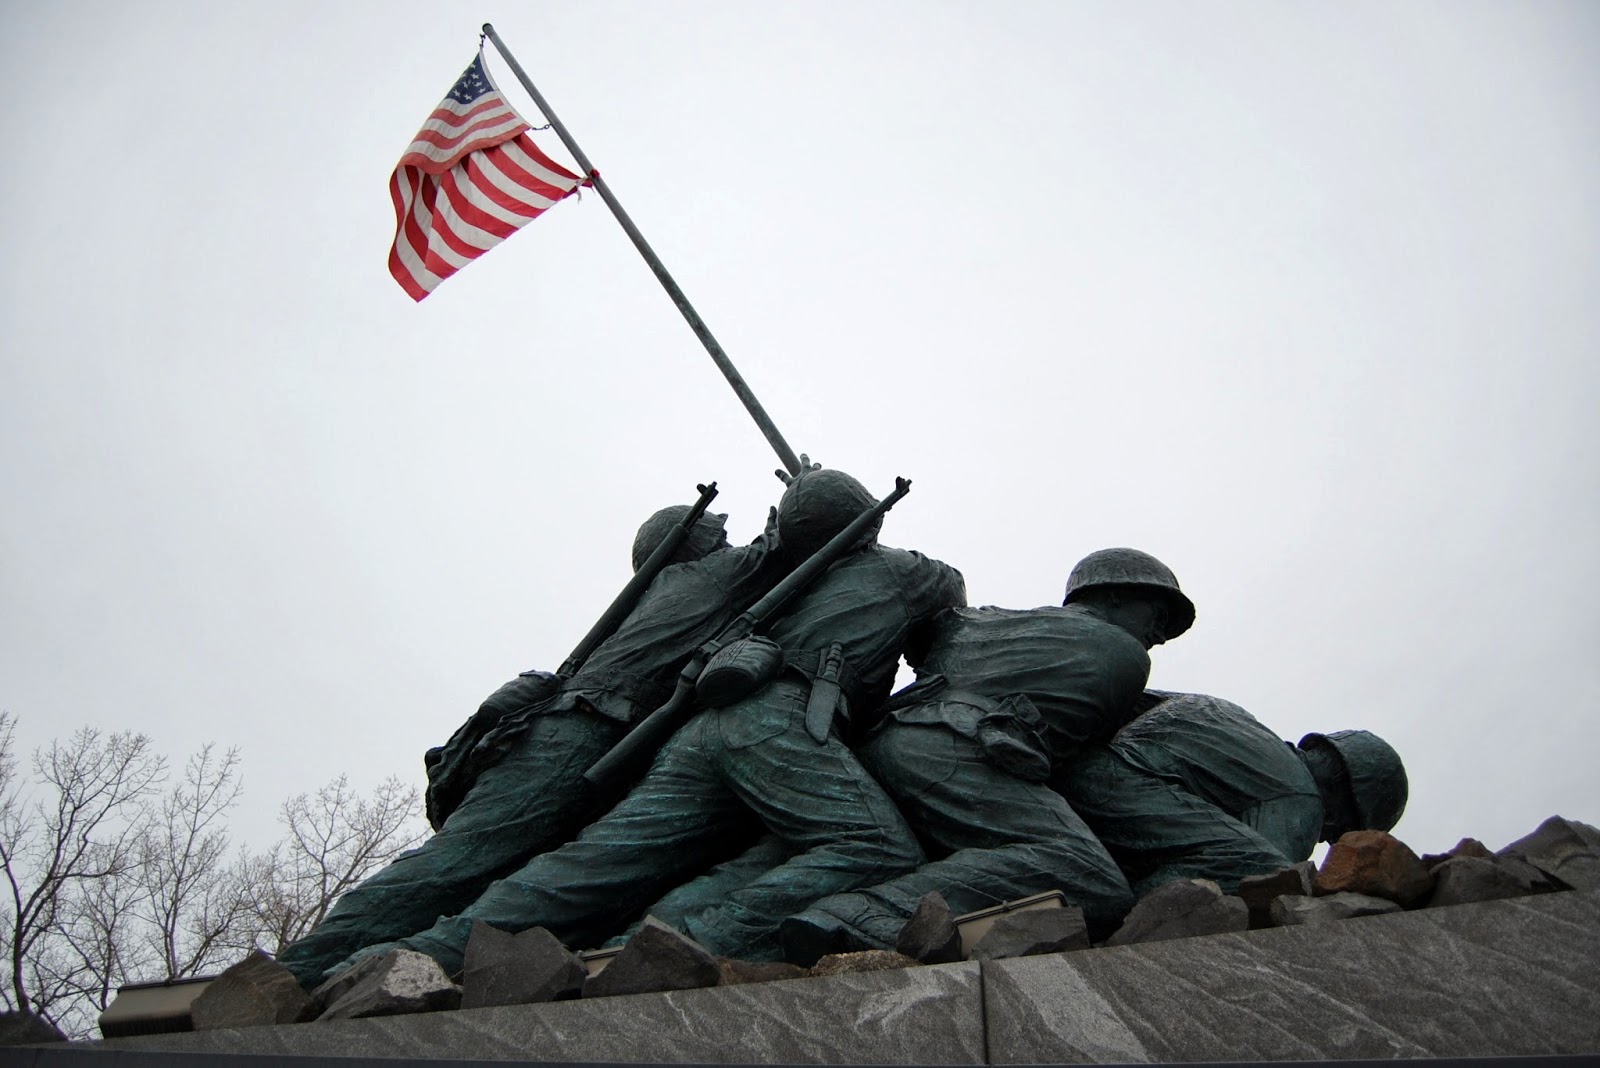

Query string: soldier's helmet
[777,469,880,560]
[1298,730,1409,832]
[630,507,730,573]
[1062,547,1196,640]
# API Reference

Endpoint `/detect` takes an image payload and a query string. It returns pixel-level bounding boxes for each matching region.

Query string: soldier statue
[279,485,809,988]
[780,548,1193,961]
[327,469,966,975]
[1056,690,1408,893]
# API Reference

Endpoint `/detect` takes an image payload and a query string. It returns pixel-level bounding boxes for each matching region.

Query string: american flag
[388,52,585,301]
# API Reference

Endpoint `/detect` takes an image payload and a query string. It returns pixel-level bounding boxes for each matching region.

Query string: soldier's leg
[784,723,1134,959]
[382,716,745,976]
[1055,748,1294,895]
[679,682,925,962]
[277,709,622,986]
[602,833,793,947]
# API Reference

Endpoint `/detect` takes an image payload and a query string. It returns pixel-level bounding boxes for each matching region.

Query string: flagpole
[481,23,804,477]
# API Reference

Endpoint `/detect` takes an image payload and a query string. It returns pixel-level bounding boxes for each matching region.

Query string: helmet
[776,469,879,559]
[1298,730,1408,832]
[1062,548,1195,640]
[630,506,730,573]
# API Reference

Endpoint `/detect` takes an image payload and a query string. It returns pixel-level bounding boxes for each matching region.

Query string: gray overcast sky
[2,1,1597,859]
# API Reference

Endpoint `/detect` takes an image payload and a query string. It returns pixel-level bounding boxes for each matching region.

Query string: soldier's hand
[775,453,822,485]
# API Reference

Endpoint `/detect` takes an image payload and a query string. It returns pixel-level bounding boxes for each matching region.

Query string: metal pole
[481,23,803,476]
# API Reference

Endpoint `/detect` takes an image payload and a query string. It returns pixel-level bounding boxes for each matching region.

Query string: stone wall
[81,888,1600,1064]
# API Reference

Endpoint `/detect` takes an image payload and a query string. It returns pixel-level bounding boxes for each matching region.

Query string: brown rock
[808,950,919,977]
[1236,863,1315,928]
[317,949,461,1021]
[1316,830,1434,907]
[582,917,719,999]
[1104,879,1249,946]
[717,958,808,986]
[895,892,963,964]
[190,950,313,1030]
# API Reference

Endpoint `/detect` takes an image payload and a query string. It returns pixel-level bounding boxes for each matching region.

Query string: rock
[1422,837,1494,869]
[582,916,719,999]
[317,949,461,1021]
[969,905,1090,960]
[1429,856,1552,907]
[895,892,963,964]
[0,1010,66,1045]
[1316,830,1434,907]
[808,950,920,977]
[716,958,808,986]
[307,951,389,1018]
[1498,816,1600,891]
[1236,862,1316,928]
[1104,879,1249,946]
[1270,891,1403,926]
[190,950,313,1030]
[460,922,586,1009]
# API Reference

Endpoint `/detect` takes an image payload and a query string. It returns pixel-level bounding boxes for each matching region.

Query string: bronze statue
[1057,690,1408,893]
[779,549,1194,961]
[326,470,966,975]
[278,491,797,988]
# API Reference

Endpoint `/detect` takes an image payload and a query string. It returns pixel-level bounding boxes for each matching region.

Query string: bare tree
[133,744,253,979]
[0,712,167,1031]
[0,714,426,1037]
[240,774,424,954]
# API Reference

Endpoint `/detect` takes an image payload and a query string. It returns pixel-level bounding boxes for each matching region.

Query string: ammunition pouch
[878,688,1052,783]
[696,636,786,708]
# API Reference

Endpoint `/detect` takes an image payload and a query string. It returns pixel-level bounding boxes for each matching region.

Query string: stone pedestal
[64,890,1600,1063]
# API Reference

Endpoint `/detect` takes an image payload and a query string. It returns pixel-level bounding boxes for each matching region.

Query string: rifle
[424,481,718,830]
[558,481,720,677]
[582,476,912,792]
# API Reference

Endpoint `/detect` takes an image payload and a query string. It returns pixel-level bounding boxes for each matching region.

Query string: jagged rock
[895,892,963,964]
[1498,816,1600,891]
[1316,830,1434,907]
[582,917,719,999]
[1429,855,1553,907]
[716,958,807,986]
[460,922,586,1009]
[317,949,461,1021]
[190,950,312,1030]
[1104,879,1249,946]
[0,1010,66,1045]
[307,952,389,1018]
[970,905,1090,960]
[1270,891,1403,926]
[1236,862,1316,928]
[808,950,919,977]
[1422,837,1494,869]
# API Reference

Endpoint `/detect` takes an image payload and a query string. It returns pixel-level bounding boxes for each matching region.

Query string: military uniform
[785,604,1150,954]
[277,529,785,986]
[1056,691,1324,894]
[368,543,966,972]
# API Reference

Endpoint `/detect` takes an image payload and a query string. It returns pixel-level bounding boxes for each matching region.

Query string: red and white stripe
[388,77,583,300]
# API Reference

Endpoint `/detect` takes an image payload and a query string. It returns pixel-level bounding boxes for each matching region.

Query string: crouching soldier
[1057,690,1408,894]
[327,469,966,975]
[781,548,1194,961]
[277,494,792,988]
